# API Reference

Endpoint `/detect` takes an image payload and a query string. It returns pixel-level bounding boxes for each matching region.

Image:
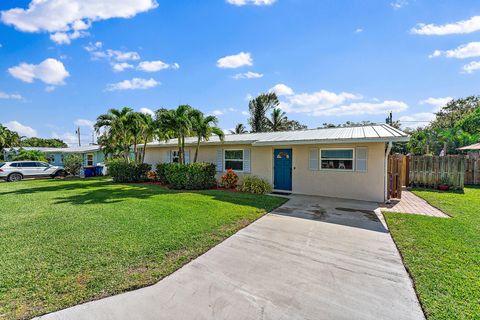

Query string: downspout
[384,141,393,203]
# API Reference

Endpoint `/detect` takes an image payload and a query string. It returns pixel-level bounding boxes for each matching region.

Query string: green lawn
[384,187,480,320]
[0,178,286,320]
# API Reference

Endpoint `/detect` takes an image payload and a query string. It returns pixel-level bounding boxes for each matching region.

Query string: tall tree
[267,108,288,131]
[248,93,279,133]
[94,107,135,161]
[230,123,248,134]
[0,124,21,151]
[156,105,193,164]
[20,137,67,148]
[191,110,224,163]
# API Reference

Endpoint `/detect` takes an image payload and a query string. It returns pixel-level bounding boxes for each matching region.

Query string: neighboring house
[3,146,105,167]
[142,124,409,202]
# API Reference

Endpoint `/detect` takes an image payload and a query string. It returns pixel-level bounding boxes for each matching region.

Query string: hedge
[238,176,273,194]
[107,159,151,183]
[156,162,216,189]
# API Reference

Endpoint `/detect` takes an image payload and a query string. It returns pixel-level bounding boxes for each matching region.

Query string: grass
[384,187,480,320]
[0,178,286,320]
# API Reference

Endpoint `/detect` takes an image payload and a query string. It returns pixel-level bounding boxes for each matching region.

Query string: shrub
[162,162,216,189]
[107,159,151,183]
[147,171,157,181]
[238,176,273,194]
[63,154,83,176]
[220,169,239,189]
[10,149,47,162]
[155,163,169,183]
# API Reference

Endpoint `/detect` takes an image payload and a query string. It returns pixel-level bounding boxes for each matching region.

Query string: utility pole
[385,112,393,125]
[75,127,81,146]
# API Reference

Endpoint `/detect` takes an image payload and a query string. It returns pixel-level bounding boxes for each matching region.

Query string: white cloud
[270,83,294,96]
[45,86,56,93]
[0,0,158,44]
[217,52,253,69]
[212,110,224,116]
[241,111,249,116]
[390,0,408,9]
[112,62,134,72]
[232,71,263,79]
[8,58,69,85]
[275,85,407,117]
[74,119,94,128]
[137,60,180,72]
[412,16,480,36]
[226,0,276,6]
[355,28,363,33]
[5,121,37,137]
[420,97,453,111]
[430,42,480,59]
[399,112,436,129]
[84,41,102,52]
[106,78,159,91]
[51,131,81,147]
[91,49,140,62]
[462,61,480,74]
[139,107,154,116]
[50,30,88,45]
[0,91,23,100]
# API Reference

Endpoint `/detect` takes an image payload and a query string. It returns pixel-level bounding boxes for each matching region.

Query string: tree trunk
[194,137,200,163]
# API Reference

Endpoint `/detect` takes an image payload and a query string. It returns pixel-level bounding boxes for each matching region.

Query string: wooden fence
[408,155,465,190]
[387,155,403,199]
[465,158,480,185]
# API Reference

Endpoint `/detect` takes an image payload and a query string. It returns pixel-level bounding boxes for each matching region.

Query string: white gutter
[384,141,393,203]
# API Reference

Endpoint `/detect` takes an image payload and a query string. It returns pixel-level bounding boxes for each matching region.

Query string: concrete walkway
[37,195,424,320]
[380,188,448,218]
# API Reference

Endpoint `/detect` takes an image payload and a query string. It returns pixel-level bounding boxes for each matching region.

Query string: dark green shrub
[238,176,273,194]
[155,163,169,183]
[63,154,83,176]
[107,159,151,183]
[162,162,216,189]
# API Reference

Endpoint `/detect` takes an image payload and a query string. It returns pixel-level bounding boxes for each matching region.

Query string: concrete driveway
[37,195,424,320]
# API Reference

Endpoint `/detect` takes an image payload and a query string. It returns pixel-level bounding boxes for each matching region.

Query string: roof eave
[252,137,410,146]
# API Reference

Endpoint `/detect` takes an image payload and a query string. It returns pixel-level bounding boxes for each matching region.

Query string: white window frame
[319,148,355,171]
[86,153,94,166]
[223,149,244,172]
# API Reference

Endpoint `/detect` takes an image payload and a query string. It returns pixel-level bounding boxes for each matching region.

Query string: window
[37,162,50,168]
[171,150,179,163]
[355,147,368,172]
[47,155,55,164]
[320,149,354,171]
[224,150,244,171]
[21,162,37,168]
[86,154,94,166]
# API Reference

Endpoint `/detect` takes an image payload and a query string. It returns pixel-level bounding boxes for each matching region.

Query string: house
[142,124,409,202]
[3,145,105,167]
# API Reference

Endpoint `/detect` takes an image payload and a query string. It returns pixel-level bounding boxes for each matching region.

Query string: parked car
[0,161,66,182]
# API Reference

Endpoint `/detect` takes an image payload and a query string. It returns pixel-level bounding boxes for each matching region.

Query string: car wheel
[8,173,23,182]
[54,170,66,178]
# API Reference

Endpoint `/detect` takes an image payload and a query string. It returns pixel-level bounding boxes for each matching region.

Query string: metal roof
[457,142,480,150]
[3,145,101,153]
[145,124,409,148]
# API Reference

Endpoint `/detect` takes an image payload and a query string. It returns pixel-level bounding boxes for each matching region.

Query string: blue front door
[274,149,292,191]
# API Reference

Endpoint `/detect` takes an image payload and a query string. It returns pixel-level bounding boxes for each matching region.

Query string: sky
[0,0,479,146]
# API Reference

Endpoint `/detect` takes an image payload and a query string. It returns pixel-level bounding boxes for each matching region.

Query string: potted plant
[438,176,450,191]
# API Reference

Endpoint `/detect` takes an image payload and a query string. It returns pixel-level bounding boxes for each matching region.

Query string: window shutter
[309,148,319,170]
[216,149,223,172]
[356,147,368,172]
[164,150,171,163]
[184,150,190,164]
[243,149,251,173]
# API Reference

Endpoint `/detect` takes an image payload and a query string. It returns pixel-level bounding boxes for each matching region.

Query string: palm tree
[267,108,288,131]
[248,92,279,133]
[230,123,248,134]
[95,107,135,161]
[0,124,21,151]
[191,110,224,163]
[156,105,193,164]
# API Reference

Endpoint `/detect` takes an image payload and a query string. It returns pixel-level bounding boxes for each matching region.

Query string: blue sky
[0,0,479,145]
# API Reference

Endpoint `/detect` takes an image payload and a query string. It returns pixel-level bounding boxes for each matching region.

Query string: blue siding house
[3,145,104,167]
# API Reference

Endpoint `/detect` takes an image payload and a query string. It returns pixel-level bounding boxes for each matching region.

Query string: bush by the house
[238,176,273,194]
[155,163,169,183]
[161,162,216,189]
[63,154,83,176]
[147,170,157,181]
[10,149,47,162]
[107,159,151,183]
[220,169,239,189]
